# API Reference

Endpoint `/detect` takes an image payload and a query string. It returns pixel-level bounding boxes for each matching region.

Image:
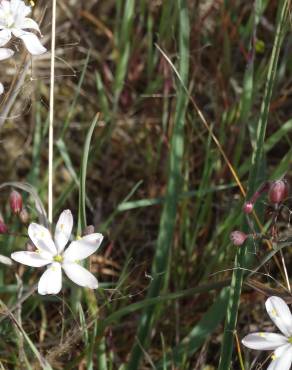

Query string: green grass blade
[156,288,229,369]
[77,114,99,234]
[126,1,189,368]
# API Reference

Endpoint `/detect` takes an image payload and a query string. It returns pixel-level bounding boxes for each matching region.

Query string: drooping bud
[230,230,248,246]
[243,201,254,214]
[0,213,8,234]
[9,190,23,214]
[19,208,29,224]
[268,179,289,204]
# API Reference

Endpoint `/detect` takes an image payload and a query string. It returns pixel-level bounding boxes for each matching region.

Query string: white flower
[0,28,14,94]
[242,296,292,370]
[11,210,103,295]
[0,0,46,55]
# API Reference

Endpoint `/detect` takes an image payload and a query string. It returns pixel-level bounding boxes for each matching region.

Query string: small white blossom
[0,28,14,94]
[0,0,46,55]
[242,296,292,370]
[11,210,103,295]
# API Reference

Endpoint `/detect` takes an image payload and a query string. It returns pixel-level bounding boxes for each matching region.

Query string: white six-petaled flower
[11,210,103,295]
[0,0,46,55]
[242,296,292,370]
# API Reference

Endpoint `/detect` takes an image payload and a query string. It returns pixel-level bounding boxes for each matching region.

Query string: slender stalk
[48,0,57,223]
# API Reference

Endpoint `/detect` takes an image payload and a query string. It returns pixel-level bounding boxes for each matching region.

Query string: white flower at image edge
[0,26,14,94]
[242,296,292,370]
[0,0,46,55]
[11,210,103,295]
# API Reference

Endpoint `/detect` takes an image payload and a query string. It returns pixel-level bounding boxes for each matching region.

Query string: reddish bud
[268,180,289,204]
[9,190,23,214]
[230,231,248,246]
[0,214,8,234]
[243,201,254,214]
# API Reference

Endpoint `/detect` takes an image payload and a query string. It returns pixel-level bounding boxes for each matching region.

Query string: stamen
[53,255,63,263]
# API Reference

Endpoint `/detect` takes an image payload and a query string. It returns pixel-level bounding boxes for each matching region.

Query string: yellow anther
[259,333,265,337]
[77,235,82,240]
[271,309,278,317]
[53,255,63,263]
[271,354,277,361]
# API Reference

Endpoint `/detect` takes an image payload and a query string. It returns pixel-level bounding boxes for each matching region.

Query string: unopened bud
[9,190,23,214]
[230,230,248,246]
[268,179,289,204]
[243,201,253,214]
[19,208,29,224]
[0,214,8,234]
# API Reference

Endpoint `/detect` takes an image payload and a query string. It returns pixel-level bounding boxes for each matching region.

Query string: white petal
[54,210,73,253]
[10,0,31,17]
[28,223,57,256]
[242,332,288,350]
[63,262,98,289]
[11,251,51,267]
[0,29,12,46]
[0,83,4,95]
[266,296,292,337]
[63,233,103,262]
[267,344,292,370]
[12,29,46,55]
[0,47,14,60]
[16,17,41,33]
[0,254,13,265]
[0,1,11,13]
[38,263,62,295]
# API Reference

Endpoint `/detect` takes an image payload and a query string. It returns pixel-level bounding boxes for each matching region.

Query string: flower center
[53,255,63,263]
[289,337,292,344]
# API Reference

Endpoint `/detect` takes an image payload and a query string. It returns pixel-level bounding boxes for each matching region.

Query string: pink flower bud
[243,201,253,214]
[230,231,248,246]
[268,179,289,204]
[9,190,23,214]
[0,214,8,234]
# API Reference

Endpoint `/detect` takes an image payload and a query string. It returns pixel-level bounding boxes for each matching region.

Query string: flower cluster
[230,178,289,246]
[0,0,46,94]
[11,209,103,295]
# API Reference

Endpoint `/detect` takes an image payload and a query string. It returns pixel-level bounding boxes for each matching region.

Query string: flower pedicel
[11,210,103,295]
